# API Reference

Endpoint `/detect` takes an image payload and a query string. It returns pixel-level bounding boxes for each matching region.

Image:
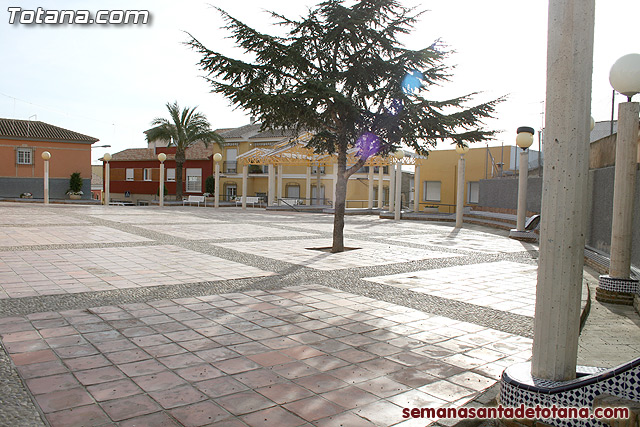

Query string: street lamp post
[455,145,469,228]
[597,53,640,303]
[514,127,534,232]
[213,153,222,208]
[42,151,51,204]
[103,153,112,206]
[394,149,404,220]
[158,153,167,207]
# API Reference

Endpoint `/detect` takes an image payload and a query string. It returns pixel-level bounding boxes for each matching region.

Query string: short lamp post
[158,153,167,207]
[455,145,469,228]
[103,153,111,206]
[597,53,640,303]
[515,127,534,232]
[42,151,51,204]
[394,149,404,220]
[213,153,222,208]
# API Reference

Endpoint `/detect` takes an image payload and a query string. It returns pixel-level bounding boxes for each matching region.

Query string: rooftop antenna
[27,114,37,138]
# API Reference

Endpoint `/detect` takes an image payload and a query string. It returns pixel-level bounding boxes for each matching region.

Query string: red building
[105,142,215,205]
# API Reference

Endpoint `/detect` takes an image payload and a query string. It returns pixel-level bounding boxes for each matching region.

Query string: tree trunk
[332,147,347,253]
[175,151,185,201]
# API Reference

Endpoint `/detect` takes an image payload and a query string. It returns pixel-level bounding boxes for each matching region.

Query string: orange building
[0,118,99,199]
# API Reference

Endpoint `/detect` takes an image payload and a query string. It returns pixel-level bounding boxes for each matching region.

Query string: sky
[1,0,638,164]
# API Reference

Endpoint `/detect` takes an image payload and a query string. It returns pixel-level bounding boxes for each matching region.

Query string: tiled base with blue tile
[500,358,640,427]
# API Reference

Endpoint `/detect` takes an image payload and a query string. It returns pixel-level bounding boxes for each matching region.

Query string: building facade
[0,118,98,199]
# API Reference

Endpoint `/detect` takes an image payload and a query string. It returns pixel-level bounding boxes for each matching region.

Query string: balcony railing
[224,161,237,174]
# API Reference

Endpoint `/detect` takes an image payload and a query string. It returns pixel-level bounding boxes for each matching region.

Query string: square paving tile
[0,245,274,298]
[364,261,538,316]
[1,284,533,426]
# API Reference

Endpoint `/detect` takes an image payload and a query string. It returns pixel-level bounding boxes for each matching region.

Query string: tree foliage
[187,0,503,251]
[146,102,224,200]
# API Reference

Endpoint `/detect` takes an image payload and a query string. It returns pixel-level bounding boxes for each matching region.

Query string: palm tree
[146,102,223,200]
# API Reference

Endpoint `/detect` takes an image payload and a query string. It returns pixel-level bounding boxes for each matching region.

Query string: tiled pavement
[0,202,635,427]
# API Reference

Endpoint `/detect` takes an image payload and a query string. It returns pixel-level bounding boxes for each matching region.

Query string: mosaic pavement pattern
[212,238,462,271]
[0,203,542,426]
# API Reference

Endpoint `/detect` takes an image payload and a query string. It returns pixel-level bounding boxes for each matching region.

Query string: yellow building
[415,145,540,213]
[218,123,418,208]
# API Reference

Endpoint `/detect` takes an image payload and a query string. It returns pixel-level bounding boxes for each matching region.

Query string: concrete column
[316,163,322,205]
[241,164,248,210]
[159,162,165,207]
[105,162,110,206]
[531,0,595,382]
[367,167,374,209]
[378,166,384,208]
[268,164,275,205]
[389,162,396,212]
[394,162,402,220]
[516,149,529,231]
[277,165,283,203]
[305,166,311,206]
[214,162,220,208]
[456,156,465,227]
[43,159,50,205]
[608,102,639,279]
[414,165,420,212]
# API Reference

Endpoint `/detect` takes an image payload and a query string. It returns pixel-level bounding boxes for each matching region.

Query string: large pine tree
[187,0,502,252]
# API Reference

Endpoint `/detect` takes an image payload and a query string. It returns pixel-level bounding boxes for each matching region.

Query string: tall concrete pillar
[516,149,529,231]
[389,162,395,212]
[414,164,420,212]
[394,162,402,220]
[277,165,283,203]
[455,156,465,228]
[241,164,248,210]
[378,166,384,208]
[597,101,640,304]
[316,164,322,205]
[305,166,311,206]
[609,102,639,279]
[531,0,595,381]
[268,164,275,206]
[367,167,374,209]
[214,161,220,208]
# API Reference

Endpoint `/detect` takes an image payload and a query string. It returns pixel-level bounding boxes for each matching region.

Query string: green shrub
[67,172,83,195]
[205,175,215,194]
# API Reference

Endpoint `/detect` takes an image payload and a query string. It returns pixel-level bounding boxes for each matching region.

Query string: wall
[587,166,640,267]
[0,177,91,199]
[478,176,543,213]
[478,165,640,268]
[0,138,92,197]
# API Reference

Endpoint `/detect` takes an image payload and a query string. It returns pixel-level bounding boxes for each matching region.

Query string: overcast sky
[1,0,638,163]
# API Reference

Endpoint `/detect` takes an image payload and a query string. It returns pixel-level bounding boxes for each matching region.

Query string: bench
[183,195,206,207]
[236,196,262,207]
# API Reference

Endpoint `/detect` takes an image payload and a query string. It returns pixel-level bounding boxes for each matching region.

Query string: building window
[186,168,202,192]
[312,166,325,174]
[423,181,441,202]
[166,168,175,182]
[16,148,32,165]
[468,181,480,204]
[143,168,152,181]
[225,148,237,173]
[126,168,134,181]
[286,184,300,199]
[310,185,325,205]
